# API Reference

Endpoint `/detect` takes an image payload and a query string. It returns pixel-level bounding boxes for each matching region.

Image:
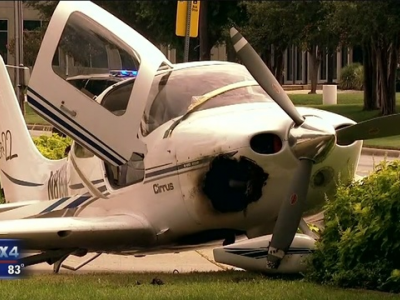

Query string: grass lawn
[290,91,365,106]
[289,92,400,150]
[24,102,48,125]
[0,272,398,300]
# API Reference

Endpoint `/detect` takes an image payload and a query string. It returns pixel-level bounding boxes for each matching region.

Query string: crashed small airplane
[0,1,398,274]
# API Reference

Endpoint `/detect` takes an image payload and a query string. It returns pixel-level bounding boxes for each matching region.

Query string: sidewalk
[285,89,361,94]
[361,147,400,158]
[27,124,52,131]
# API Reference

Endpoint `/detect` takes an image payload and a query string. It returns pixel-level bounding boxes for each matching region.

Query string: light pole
[183,0,192,62]
[14,0,24,114]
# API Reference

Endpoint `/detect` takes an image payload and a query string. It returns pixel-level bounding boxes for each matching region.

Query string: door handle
[60,101,77,117]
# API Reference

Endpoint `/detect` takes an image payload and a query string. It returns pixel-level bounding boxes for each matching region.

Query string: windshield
[99,63,273,135]
[141,63,272,136]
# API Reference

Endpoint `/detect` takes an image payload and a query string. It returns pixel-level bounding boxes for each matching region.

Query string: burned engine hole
[202,154,269,213]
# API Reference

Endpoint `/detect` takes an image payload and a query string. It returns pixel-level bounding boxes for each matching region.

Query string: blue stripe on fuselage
[64,195,92,209]
[27,88,126,166]
[40,196,71,214]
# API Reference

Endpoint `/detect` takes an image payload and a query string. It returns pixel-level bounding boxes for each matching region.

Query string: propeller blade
[230,27,305,127]
[336,113,400,144]
[267,159,313,267]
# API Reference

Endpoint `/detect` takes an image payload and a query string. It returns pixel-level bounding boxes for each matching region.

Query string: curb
[361,147,400,158]
[26,124,53,131]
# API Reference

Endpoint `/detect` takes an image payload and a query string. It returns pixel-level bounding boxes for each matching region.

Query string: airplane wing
[0,200,42,213]
[0,215,157,251]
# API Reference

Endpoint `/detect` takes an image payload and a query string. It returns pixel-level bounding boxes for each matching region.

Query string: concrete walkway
[29,130,51,137]
[285,89,361,94]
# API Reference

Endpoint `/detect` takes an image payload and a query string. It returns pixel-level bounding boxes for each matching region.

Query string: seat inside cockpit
[96,79,145,188]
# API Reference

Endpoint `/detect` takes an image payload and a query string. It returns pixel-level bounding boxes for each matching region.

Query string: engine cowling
[213,233,315,274]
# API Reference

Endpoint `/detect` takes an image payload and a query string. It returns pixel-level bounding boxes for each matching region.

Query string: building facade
[282,45,354,84]
[163,43,357,85]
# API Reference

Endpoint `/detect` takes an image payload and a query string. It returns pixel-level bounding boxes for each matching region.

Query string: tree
[7,26,46,67]
[328,2,378,111]
[241,1,300,85]
[26,1,247,62]
[241,1,338,89]
[5,1,56,67]
[103,1,247,61]
[200,1,248,61]
[24,0,57,19]
[330,1,400,115]
[15,1,57,67]
[294,1,339,94]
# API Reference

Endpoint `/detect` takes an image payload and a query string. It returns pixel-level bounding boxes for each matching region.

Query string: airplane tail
[0,55,66,203]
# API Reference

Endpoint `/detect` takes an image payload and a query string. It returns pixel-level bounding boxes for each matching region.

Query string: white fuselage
[52,100,362,255]
[0,1,366,274]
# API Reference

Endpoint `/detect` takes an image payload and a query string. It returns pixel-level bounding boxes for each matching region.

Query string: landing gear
[60,253,102,272]
[52,253,102,274]
[20,249,102,274]
[223,234,236,246]
[53,254,70,273]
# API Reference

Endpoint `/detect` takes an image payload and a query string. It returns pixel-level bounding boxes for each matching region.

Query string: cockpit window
[99,63,272,136]
[141,64,272,136]
[51,11,140,115]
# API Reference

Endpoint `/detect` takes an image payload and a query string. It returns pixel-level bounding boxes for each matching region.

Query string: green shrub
[339,63,363,90]
[0,134,71,204]
[308,160,400,293]
[32,133,73,160]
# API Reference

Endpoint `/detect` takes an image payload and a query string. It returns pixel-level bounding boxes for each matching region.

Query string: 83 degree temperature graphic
[0,239,26,279]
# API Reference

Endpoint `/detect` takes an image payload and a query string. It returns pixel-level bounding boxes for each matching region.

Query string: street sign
[175,0,200,38]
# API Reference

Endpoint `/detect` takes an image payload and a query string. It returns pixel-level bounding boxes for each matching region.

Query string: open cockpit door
[27,1,172,166]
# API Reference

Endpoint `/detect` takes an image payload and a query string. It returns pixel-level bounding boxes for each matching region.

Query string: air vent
[250,133,282,154]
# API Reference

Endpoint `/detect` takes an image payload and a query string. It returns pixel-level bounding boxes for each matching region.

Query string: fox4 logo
[0,246,19,258]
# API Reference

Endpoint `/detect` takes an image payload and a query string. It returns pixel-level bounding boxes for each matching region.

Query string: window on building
[341,47,348,68]
[319,49,327,81]
[333,52,338,80]
[303,54,308,84]
[286,46,293,81]
[0,20,8,63]
[23,20,42,31]
[352,46,363,64]
[296,48,302,81]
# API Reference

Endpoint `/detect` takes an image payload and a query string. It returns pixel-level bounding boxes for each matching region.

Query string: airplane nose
[288,116,336,164]
[213,234,315,274]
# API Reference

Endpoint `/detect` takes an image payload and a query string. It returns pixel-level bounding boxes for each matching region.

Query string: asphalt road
[20,152,393,275]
